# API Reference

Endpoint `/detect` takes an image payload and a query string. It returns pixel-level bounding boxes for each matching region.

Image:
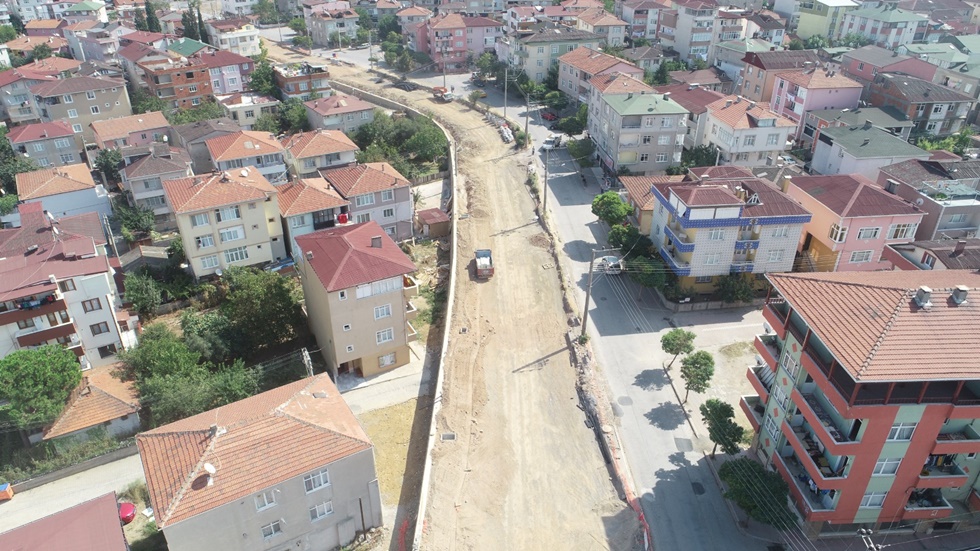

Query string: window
[888,423,916,441]
[377,328,394,345]
[73,124,82,133]
[849,250,873,263]
[338,290,347,300]
[766,133,779,146]
[62,94,73,103]
[290,215,307,228]
[857,227,880,240]
[735,152,749,161]
[385,225,396,236]
[708,228,725,240]
[860,491,887,508]
[661,118,673,128]
[33,142,45,153]
[887,223,917,240]
[58,279,76,292]
[303,158,317,169]
[304,468,330,492]
[764,415,779,441]
[213,79,220,88]
[829,223,847,243]
[81,298,101,313]
[694,276,713,284]
[932,104,943,114]
[91,322,110,335]
[383,208,394,218]
[201,255,219,269]
[355,213,371,224]
[379,352,396,368]
[196,234,215,248]
[67,109,78,118]
[254,490,276,511]
[873,458,901,476]
[950,213,967,223]
[858,62,865,71]
[191,213,209,227]
[704,253,720,265]
[743,135,756,146]
[189,85,198,93]
[779,352,800,379]
[652,153,665,162]
[657,135,670,145]
[224,246,249,263]
[374,304,392,319]
[219,225,245,243]
[309,501,334,522]
[86,91,96,100]
[770,226,788,238]
[771,383,787,410]
[381,189,395,202]
[260,521,282,539]
[17,318,35,330]
[216,205,241,222]
[59,153,74,163]
[768,249,784,262]
[355,194,375,207]
[90,105,100,115]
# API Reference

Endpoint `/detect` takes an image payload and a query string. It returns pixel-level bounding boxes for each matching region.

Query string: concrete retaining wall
[11,444,138,493]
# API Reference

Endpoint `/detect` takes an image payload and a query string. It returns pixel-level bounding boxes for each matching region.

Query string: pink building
[416,14,503,73]
[784,174,924,272]
[90,111,170,149]
[770,68,863,144]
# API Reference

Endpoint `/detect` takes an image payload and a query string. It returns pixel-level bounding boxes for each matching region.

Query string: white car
[597,256,623,275]
[540,133,565,150]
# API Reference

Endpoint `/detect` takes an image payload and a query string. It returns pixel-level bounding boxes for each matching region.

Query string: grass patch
[719,341,754,360]
[358,399,417,505]
[567,138,595,168]
[416,284,447,328]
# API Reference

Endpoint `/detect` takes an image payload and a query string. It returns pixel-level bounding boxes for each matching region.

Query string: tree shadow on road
[643,402,686,431]
[633,369,668,392]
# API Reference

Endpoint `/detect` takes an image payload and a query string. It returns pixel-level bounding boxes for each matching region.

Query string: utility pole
[542,146,549,214]
[580,247,619,339]
[524,92,530,142]
[503,65,508,119]
[857,529,883,551]
[442,48,448,88]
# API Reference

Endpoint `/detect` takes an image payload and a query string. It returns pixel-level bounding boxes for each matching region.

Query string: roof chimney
[954,240,967,256]
[371,235,383,248]
[951,285,969,305]
[780,174,792,193]
[914,285,932,309]
[862,138,870,146]
[863,119,873,129]
[663,92,671,100]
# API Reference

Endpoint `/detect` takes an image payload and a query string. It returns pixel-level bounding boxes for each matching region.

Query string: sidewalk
[338,341,433,415]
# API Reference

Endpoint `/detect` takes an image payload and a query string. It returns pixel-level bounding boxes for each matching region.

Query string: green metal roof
[167,38,209,56]
[820,124,928,159]
[844,6,927,23]
[715,38,777,54]
[951,35,980,55]
[64,0,105,11]
[604,92,689,117]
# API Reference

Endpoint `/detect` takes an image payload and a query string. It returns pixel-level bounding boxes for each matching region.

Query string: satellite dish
[46,211,56,222]
[915,198,924,206]
[163,135,169,142]
[763,322,772,334]
[203,463,216,475]
[215,268,223,277]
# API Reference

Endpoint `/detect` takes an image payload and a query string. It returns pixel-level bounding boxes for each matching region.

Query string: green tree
[681,144,717,168]
[608,224,654,257]
[197,9,209,44]
[221,267,304,349]
[0,125,38,194]
[395,50,414,72]
[130,86,169,114]
[95,148,122,182]
[787,38,804,50]
[0,25,17,42]
[288,17,306,35]
[166,99,226,124]
[680,350,714,402]
[377,14,401,39]
[181,11,199,40]
[631,37,651,47]
[138,360,258,426]
[251,112,281,133]
[837,33,871,48]
[626,256,667,290]
[591,191,631,225]
[805,35,827,49]
[468,90,483,103]
[917,127,974,156]
[716,274,754,303]
[31,43,51,60]
[700,399,744,457]
[356,27,370,45]
[248,60,277,97]
[0,346,81,430]
[543,63,560,91]
[119,324,199,381]
[355,7,373,29]
[475,52,496,77]
[113,198,155,235]
[145,0,162,32]
[0,194,17,216]
[718,458,796,529]
[403,123,447,162]
[278,97,310,133]
[125,272,162,317]
[9,12,25,34]
[646,59,686,86]
[181,310,235,363]
[661,328,695,369]
[293,34,313,51]
[543,90,568,110]
[250,0,279,25]
[134,9,147,30]
[691,57,708,70]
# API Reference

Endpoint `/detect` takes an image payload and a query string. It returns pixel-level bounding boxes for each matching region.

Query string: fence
[11,445,139,493]
[410,171,450,186]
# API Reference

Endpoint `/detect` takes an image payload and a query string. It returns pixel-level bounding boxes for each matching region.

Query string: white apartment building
[205,18,262,57]
[702,95,797,167]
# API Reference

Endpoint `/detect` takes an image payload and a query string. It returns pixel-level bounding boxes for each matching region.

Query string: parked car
[472,90,487,98]
[392,81,419,91]
[541,133,565,150]
[597,256,624,275]
[118,502,137,525]
[541,111,559,121]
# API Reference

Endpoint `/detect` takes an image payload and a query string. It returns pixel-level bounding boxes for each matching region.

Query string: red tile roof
[44,363,140,440]
[0,492,128,550]
[206,130,284,162]
[117,42,157,63]
[296,221,416,291]
[121,30,167,44]
[767,270,980,382]
[5,35,68,52]
[559,46,639,76]
[91,111,168,142]
[789,174,919,217]
[620,175,685,210]
[281,129,359,159]
[6,120,74,143]
[590,72,653,94]
[687,165,755,180]
[194,49,253,68]
[320,162,409,199]
[778,68,862,90]
[137,375,372,527]
[16,164,97,200]
[276,177,349,217]
[31,75,125,97]
[162,167,276,214]
[303,94,375,117]
[652,83,726,114]
[653,177,811,217]
[706,95,796,129]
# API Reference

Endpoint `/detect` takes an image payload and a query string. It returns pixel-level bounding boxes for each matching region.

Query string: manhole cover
[618,396,633,406]
[441,433,456,441]
[691,482,705,495]
[460,328,468,334]
[674,437,693,452]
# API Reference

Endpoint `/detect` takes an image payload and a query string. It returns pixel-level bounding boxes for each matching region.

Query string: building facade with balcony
[770,69,862,143]
[646,166,812,292]
[574,7,628,46]
[205,17,261,57]
[884,238,980,270]
[557,47,644,104]
[199,50,255,95]
[497,25,601,83]
[664,0,717,63]
[622,0,669,40]
[650,83,726,150]
[162,168,287,279]
[282,129,359,179]
[303,94,376,132]
[745,270,980,537]
[868,72,975,137]
[0,202,138,370]
[702,95,796,168]
[415,14,503,73]
[308,9,360,48]
[784,174,924,272]
[877,158,980,241]
[274,63,331,101]
[120,147,193,230]
[0,59,82,125]
[6,120,82,168]
[277,177,350,257]
[295,221,418,379]
[31,74,131,147]
[837,5,928,49]
[740,49,822,103]
[319,162,413,241]
[217,92,279,130]
[589,85,689,174]
[90,111,169,149]
[138,55,213,110]
[796,0,857,40]
[207,130,288,184]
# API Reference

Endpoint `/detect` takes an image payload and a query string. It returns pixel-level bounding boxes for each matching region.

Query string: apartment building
[274,63,331,101]
[839,46,938,97]
[497,25,601,83]
[62,0,108,24]
[784,174,923,272]
[747,270,980,537]
[139,55,213,110]
[162,168,287,278]
[557,46,643,104]
[659,0,718,62]
[308,9,360,47]
[64,22,120,62]
[713,38,777,83]
[646,165,811,292]
[168,37,210,58]
[170,117,241,174]
[282,129,359,179]
[199,50,255,95]
[796,0,857,40]
[206,130,287,184]
[31,75,131,147]
[205,17,261,57]
[622,0,669,40]
[621,173,685,235]
[415,14,503,73]
[217,92,279,130]
[651,83,725,149]
[303,94,376,132]
[575,7,628,46]
[877,158,980,241]
[0,58,82,124]
[770,69,862,142]
[90,111,169,149]
[837,5,928,49]
[744,10,786,45]
[669,67,733,94]
[120,147,193,230]
[319,162,413,240]
[589,85,688,174]
[16,163,112,220]
[702,95,796,167]
[295,222,418,378]
[869,72,975,136]
[740,49,822,103]
[397,5,433,46]
[6,121,82,168]
[811,122,930,181]
[138,375,382,551]
[5,35,69,62]
[24,18,67,37]
[277,177,350,256]
[884,238,980,270]
[706,7,748,66]
[0,202,137,370]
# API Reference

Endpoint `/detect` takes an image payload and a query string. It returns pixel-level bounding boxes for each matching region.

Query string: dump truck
[475,249,494,279]
[433,87,455,102]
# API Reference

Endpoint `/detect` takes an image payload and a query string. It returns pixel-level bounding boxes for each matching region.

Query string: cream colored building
[32,74,132,147]
[295,221,418,379]
[162,167,287,279]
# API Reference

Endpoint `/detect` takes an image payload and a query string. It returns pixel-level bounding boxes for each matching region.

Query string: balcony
[663,224,694,253]
[747,365,775,403]
[735,238,760,250]
[781,421,849,489]
[406,321,418,343]
[403,275,418,298]
[405,301,418,322]
[904,489,953,520]
[659,246,691,276]
[763,300,789,339]
[739,395,764,431]
[917,455,968,489]
[17,322,77,348]
[730,261,753,273]
[934,425,980,455]
[793,389,862,455]
[773,453,838,521]
[754,334,780,371]
[0,296,68,327]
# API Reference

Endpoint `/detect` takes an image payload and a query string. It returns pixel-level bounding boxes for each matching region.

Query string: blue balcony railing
[659,246,691,276]
[730,261,754,273]
[663,225,695,253]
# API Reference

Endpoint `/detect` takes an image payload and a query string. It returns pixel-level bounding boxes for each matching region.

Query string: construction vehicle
[432,87,455,102]
[475,249,494,279]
